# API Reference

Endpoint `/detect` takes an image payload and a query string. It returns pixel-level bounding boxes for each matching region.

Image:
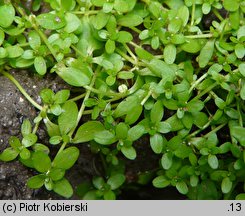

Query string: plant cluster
[0,0,244,199]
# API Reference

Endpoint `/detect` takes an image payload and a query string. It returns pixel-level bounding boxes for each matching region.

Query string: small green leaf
[92,177,105,190]
[34,56,47,75]
[117,14,143,27]
[32,143,50,154]
[240,77,245,94]
[150,100,163,124]
[116,123,128,140]
[164,44,176,64]
[50,104,62,116]
[27,175,45,189]
[21,119,32,137]
[161,152,173,170]
[121,146,136,160]
[0,147,19,162]
[230,126,245,146]
[37,13,66,30]
[181,39,203,53]
[177,6,189,26]
[53,178,73,198]
[117,31,133,43]
[103,190,116,200]
[49,168,65,181]
[202,3,211,14]
[6,45,24,58]
[91,0,106,7]
[236,193,245,200]
[57,66,92,87]
[239,63,245,77]
[157,122,171,133]
[92,11,109,30]
[53,147,80,170]
[49,136,62,145]
[208,154,219,169]
[0,4,15,28]
[151,36,159,50]
[150,133,163,154]
[32,151,51,173]
[114,0,129,13]
[73,121,105,143]
[94,130,117,145]
[54,90,70,104]
[221,177,233,194]
[58,101,78,135]
[60,0,74,11]
[190,175,199,187]
[9,136,21,150]
[117,71,134,79]
[186,100,204,112]
[198,39,215,68]
[223,0,239,12]
[152,176,170,188]
[168,18,182,34]
[127,125,145,141]
[107,174,126,190]
[147,59,175,80]
[40,89,54,104]
[238,26,245,40]
[235,44,245,59]
[105,39,115,54]
[44,117,61,137]
[22,133,38,147]
[176,181,188,195]
[28,31,41,50]
[20,148,31,160]
[64,13,81,33]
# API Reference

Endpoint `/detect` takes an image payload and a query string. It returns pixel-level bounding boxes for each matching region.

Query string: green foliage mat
[0,0,244,200]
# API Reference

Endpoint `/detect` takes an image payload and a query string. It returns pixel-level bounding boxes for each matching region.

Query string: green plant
[0,0,244,200]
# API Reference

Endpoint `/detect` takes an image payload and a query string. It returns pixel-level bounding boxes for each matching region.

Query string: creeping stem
[1,71,43,111]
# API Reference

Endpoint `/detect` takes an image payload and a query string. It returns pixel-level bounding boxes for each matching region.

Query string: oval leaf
[107,174,126,190]
[53,178,73,198]
[53,147,80,170]
[37,13,66,30]
[57,66,92,87]
[73,121,105,143]
[32,151,51,173]
[58,101,78,135]
[152,176,170,188]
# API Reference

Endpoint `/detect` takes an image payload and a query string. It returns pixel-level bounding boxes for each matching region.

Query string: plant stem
[123,44,138,63]
[129,26,141,34]
[1,71,43,110]
[213,8,224,21]
[185,33,213,39]
[69,93,86,102]
[116,48,137,65]
[191,3,196,26]
[190,82,218,101]
[141,90,152,105]
[203,123,226,138]
[189,73,209,93]
[84,85,127,97]
[72,10,98,15]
